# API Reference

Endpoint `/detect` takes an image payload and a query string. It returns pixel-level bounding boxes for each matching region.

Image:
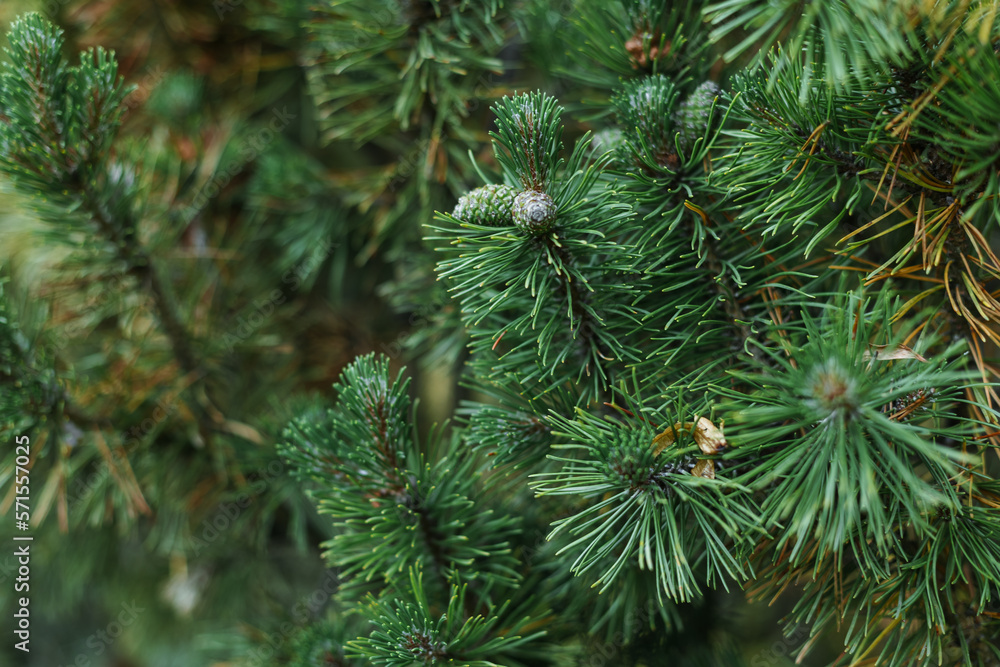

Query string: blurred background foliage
[0,0,996,665]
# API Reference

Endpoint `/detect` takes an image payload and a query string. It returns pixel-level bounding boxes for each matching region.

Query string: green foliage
[0,9,335,665]
[490,92,566,192]
[4,1,1000,666]
[674,80,722,153]
[347,569,546,666]
[915,34,1000,214]
[608,72,729,254]
[561,0,709,88]
[534,402,764,602]
[286,617,365,667]
[0,274,59,433]
[719,291,979,564]
[613,74,683,172]
[303,0,505,145]
[720,47,888,253]
[0,13,131,194]
[704,0,915,88]
[432,92,639,400]
[281,354,523,601]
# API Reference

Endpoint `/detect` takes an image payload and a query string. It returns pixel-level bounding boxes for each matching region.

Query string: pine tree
[281,1,1000,665]
[0,6,338,664]
[2,1,999,666]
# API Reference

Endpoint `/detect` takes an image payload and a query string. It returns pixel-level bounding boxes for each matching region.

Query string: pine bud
[512,190,557,235]
[452,184,518,226]
[613,75,680,169]
[590,127,627,164]
[673,81,721,153]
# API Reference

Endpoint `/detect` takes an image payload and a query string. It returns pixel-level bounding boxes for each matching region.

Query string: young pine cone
[673,81,721,153]
[452,184,518,226]
[512,190,557,235]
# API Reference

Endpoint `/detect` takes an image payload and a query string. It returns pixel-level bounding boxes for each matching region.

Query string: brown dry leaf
[691,459,715,479]
[690,417,727,455]
[651,417,727,456]
[651,425,679,456]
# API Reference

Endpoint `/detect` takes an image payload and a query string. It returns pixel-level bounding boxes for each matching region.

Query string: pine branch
[542,236,612,387]
[0,14,219,436]
[346,569,548,667]
[71,171,201,378]
[280,355,523,603]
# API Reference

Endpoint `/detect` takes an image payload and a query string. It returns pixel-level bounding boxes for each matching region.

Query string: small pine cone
[673,81,721,153]
[512,190,557,235]
[452,184,518,226]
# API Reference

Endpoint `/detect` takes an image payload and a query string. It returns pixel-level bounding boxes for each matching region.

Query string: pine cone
[452,184,518,226]
[512,190,557,235]
[673,81,721,153]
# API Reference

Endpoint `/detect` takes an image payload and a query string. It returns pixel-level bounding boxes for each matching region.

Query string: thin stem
[702,239,755,347]
[75,175,199,376]
[133,261,200,377]
[71,171,216,438]
[544,237,611,396]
